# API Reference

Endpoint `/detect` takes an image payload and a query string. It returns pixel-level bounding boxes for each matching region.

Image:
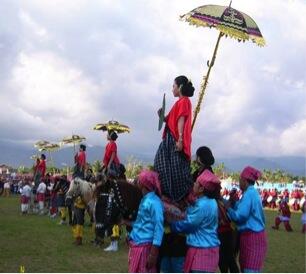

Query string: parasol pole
[191,31,224,132]
[48,150,55,174]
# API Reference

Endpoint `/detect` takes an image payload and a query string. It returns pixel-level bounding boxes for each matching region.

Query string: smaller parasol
[38,143,60,152]
[60,135,86,153]
[93,120,130,134]
[34,140,50,149]
[38,143,61,171]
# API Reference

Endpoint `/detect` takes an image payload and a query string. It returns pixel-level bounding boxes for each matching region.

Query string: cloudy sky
[0,0,305,160]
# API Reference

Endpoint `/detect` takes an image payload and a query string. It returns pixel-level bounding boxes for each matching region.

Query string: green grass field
[0,196,305,273]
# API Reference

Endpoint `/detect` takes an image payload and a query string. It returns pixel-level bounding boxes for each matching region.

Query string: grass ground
[0,196,305,273]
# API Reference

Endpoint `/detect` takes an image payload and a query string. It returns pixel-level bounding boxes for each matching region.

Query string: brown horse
[93,178,143,246]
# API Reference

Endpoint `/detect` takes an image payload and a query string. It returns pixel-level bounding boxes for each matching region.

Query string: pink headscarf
[197,170,221,192]
[138,170,162,196]
[240,166,261,182]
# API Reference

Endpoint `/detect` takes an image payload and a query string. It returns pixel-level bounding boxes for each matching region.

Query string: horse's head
[94,179,142,239]
[65,177,83,206]
[94,179,120,242]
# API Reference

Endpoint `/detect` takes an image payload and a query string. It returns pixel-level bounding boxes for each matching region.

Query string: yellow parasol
[38,143,60,170]
[93,120,131,134]
[38,143,60,152]
[60,135,86,153]
[34,140,50,149]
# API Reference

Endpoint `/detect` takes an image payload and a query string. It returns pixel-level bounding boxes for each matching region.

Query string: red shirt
[280,202,291,218]
[271,190,277,197]
[163,97,192,160]
[103,141,120,166]
[77,151,86,168]
[37,160,46,177]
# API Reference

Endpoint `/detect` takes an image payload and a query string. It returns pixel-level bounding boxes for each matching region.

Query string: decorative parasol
[34,140,50,149]
[180,2,265,131]
[38,143,60,167]
[34,140,50,163]
[60,135,86,153]
[93,120,131,134]
[38,143,60,152]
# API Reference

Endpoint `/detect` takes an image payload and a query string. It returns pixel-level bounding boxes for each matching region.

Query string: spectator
[3,180,10,197]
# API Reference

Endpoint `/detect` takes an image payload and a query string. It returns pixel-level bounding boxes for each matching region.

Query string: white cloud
[280,119,306,155]
[19,11,49,40]
[2,51,104,143]
[261,64,280,75]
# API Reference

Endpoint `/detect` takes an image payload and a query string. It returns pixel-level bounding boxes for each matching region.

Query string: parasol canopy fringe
[182,16,265,47]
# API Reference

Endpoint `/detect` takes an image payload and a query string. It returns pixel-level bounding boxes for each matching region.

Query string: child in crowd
[272,196,293,232]
[36,180,47,215]
[20,181,32,214]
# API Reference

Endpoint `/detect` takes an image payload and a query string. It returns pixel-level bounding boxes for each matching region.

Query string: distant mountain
[216,156,305,176]
[0,141,153,168]
[0,141,305,176]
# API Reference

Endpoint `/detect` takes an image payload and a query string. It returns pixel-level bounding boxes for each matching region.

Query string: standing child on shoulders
[103,131,124,178]
[154,75,195,202]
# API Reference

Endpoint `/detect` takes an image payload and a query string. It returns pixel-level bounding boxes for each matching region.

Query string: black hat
[196,146,215,166]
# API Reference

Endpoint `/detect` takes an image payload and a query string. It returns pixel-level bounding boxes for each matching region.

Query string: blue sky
[0,0,305,159]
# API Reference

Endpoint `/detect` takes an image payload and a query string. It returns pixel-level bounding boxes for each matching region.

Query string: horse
[93,178,142,246]
[66,177,96,217]
[93,177,186,243]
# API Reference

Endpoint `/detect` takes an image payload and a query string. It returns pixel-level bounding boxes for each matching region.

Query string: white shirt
[20,185,32,197]
[37,182,47,194]
[47,182,54,191]
[4,182,10,189]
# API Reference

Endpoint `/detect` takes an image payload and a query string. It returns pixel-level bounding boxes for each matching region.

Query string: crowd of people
[1,75,306,273]
[220,187,305,211]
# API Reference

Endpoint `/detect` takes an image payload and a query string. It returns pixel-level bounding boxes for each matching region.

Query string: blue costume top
[129,191,164,246]
[171,196,220,248]
[227,185,265,232]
